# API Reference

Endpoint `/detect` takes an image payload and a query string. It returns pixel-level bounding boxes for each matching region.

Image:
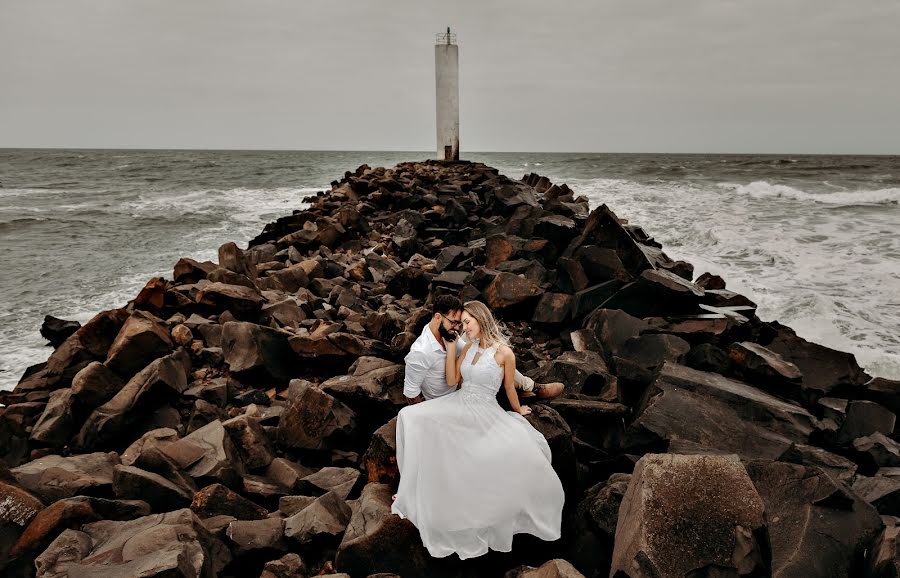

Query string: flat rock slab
[33,508,230,578]
[12,452,120,503]
[627,363,816,460]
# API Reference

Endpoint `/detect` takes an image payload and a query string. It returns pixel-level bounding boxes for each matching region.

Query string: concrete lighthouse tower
[435,28,459,161]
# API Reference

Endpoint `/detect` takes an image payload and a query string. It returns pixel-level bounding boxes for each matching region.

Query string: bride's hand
[517,406,532,416]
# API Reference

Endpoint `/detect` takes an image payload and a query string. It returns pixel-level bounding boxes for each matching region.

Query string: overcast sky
[1,0,898,153]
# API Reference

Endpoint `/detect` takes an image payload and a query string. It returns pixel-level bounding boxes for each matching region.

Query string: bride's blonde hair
[463,300,511,349]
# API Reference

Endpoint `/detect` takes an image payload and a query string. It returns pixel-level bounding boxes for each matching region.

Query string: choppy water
[1,149,898,389]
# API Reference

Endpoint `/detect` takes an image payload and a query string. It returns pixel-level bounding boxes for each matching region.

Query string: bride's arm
[499,346,531,415]
[446,339,471,387]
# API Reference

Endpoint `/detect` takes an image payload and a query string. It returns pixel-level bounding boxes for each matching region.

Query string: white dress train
[391,343,565,560]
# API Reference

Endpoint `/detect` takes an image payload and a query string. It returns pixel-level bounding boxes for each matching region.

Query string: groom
[403,295,564,404]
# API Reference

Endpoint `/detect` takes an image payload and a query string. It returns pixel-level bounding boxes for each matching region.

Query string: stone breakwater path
[2,160,900,578]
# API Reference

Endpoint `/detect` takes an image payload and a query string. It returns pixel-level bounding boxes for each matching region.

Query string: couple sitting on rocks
[391,295,566,560]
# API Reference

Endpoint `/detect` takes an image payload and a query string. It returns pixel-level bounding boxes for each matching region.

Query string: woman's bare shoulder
[496,344,514,361]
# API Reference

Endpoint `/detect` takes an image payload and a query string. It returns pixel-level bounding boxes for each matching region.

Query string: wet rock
[283,491,351,544]
[278,382,357,451]
[609,453,766,578]
[33,508,230,577]
[190,483,268,521]
[745,460,882,578]
[12,452,119,503]
[105,310,174,378]
[40,316,80,348]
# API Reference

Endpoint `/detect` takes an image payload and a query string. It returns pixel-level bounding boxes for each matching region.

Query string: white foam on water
[570,177,900,380]
[0,185,320,391]
[718,181,900,206]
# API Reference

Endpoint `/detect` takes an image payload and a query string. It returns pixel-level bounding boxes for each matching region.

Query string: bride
[391,300,565,559]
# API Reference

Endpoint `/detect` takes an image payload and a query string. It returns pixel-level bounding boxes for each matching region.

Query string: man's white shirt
[403,325,534,400]
[403,324,459,400]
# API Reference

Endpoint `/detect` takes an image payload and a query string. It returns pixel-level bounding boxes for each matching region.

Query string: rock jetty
[2,160,899,578]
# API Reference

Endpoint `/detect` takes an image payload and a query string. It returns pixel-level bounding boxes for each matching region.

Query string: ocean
[1,149,898,390]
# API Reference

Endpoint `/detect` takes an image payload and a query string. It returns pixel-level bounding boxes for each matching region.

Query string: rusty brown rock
[363,417,399,486]
[0,479,44,528]
[133,276,167,312]
[278,382,357,451]
[483,272,543,311]
[190,483,268,521]
[11,496,149,558]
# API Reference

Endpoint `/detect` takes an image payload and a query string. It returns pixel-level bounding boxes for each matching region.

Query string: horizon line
[1,146,898,157]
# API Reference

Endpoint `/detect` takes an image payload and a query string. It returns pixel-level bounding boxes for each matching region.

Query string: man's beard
[438,325,458,342]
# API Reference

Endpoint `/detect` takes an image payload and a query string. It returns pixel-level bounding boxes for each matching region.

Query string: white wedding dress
[391,342,565,559]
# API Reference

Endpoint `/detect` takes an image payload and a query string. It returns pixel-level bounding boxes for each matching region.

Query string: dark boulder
[39,316,80,348]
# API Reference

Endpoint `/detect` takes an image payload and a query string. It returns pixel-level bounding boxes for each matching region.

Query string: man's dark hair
[432,294,463,316]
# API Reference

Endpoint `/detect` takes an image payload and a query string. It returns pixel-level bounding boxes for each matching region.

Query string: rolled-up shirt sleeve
[403,349,431,398]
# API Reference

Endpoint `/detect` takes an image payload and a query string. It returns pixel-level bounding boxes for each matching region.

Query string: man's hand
[407,394,425,405]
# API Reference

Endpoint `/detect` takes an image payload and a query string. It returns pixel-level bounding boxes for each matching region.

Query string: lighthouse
[435,28,459,161]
